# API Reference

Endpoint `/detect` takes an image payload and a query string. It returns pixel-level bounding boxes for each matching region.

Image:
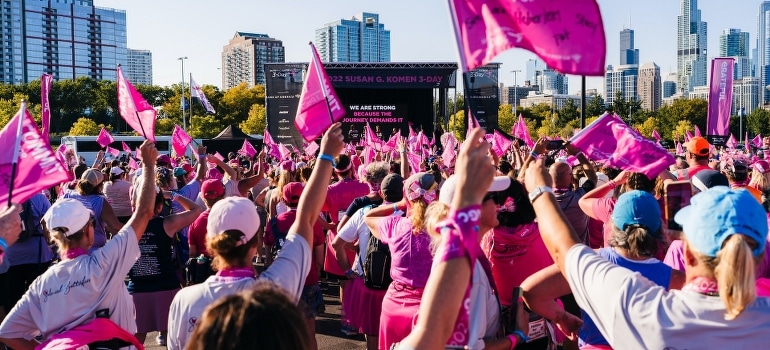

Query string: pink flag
[570,113,674,178]
[128,157,139,170]
[40,73,53,143]
[466,112,481,140]
[442,133,458,166]
[513,114,534,148]
[96,127,114,148]
[652,129,661,142]
[753,134,763,148]
[685,131,693,142]
[406,153,421,175]
[745,133,750,152]
[117,66,156,141]
[363,146,376,165]
[171,124,193,156]
[278,144,291,160]
[304,141,319,156]
[490,130,513,157]
[0,103,72,205]
[365,123,390,152]
[54,144,69,170]
[694,125,703,138]
[134,147,142,160]
[706,58,734,137]
[726,134,737,149]
[106,146,120,158]
[214,152,225,161]
[675,141,683,156]
[238,139,257,158]
[448,0,606,75]
[263,128,282,159]
[294,42,346,142]
[122,141,131,153]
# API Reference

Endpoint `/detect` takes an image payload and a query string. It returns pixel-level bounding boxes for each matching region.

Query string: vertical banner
[265,63,307,146]
[40,74,53,142]
[463,63,500,133]
[706,58,734,137]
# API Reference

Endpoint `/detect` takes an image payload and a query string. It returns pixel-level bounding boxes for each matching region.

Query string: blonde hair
[689,234,760,320]
[748,171,770,192]
[424,201,450,253]
[409,199,429,232]
[206,230,258,271]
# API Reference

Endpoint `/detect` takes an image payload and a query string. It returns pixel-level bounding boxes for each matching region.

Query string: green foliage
[585,94,606,118]
[672,120,694,141]
[69,117,108,135]
[240,104,266,135]
[498,104,515,134]
[448,110,466,141]
[746,108,770,136]
[636,117,658,139]
[188,114,224,138]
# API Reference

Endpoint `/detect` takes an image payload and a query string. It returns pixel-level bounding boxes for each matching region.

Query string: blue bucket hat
[675,186,768,257]
[611,190,662,235]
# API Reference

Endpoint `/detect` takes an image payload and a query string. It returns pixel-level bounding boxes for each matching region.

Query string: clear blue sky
[97,0,760,95]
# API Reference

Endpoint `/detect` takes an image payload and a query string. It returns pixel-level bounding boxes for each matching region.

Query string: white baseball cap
[206,197,261,246]
[439,175,511,205]
[110,166,124,175]
[43,199,93,236]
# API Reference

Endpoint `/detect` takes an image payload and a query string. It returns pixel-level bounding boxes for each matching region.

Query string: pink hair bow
[406,181,436,202]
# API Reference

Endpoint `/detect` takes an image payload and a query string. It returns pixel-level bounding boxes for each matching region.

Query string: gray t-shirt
[566,244,770,349]
[166,233,311,350]
[0,226,140,341]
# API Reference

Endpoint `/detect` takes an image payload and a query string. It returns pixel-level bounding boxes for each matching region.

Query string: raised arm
[289,123,344,245]
[521,264,582,340]
[578,170,628,219]
[206,153,237,180]
[193,145,208,182]
[163,194,203,237]
[566,143,597,186]
[364,198,406,240]
[398,136,410,178]
[128,140,158,241]
[524,158,581,273]
[517,138,547,184]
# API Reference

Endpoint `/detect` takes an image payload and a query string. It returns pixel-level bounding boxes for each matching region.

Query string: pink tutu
[379,282,425,350]
[343,277,387,336]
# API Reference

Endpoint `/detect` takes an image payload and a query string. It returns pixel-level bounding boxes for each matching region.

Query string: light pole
[178,56,188,131]
[511,70,520,116]
[740,107,746,143]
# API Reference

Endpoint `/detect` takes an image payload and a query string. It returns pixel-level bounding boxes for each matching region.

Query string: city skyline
[94,0,760,95]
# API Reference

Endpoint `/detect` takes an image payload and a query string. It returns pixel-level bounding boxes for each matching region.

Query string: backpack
[18,200,42,242]
[269,217,289,257]
[360,232,392,290]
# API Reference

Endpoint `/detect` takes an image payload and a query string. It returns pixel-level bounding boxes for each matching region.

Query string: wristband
[0,236,7,251]
[170,192,180,202]
[530,151,539,158]
[507,334,518,350]
[512,330,529,343]
[318,154,337,167]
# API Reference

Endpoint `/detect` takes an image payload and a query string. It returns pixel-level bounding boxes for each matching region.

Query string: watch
[528,186,553,202]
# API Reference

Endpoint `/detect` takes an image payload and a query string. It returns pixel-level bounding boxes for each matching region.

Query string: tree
[218,83,264,126]
[69,117,107,135]
[585,94,606,118]
[155,118,176,136]
[448,110,465,141]
[188,114,225,138]
[636,117,659,139]
[240,104,266,134]
[557,98,580,128]
[746,108,770,136]
[672,120,694,141]
[497,104,515,133]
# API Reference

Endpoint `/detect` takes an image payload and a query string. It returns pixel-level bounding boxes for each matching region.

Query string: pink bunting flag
[652,129,661,142]
[448,0,606,75]
[745,133,750,153]
[675,141,683,156]
[294,42,346,142]
[363,146,376,165]
[753,134,763,148]
[117,66,156,141]
[213,152,224,161]
[490,130,513,157]
[263,128,282,159]
[122,141,132,153]
[0,103,72,205]
[513,114,534,148]
[442,133,458,167]
[54,144,69,169]
[570,113,674,178]
[304,141,319,156]
[128,157,139,170]
[364,123,388,152]
[134,147,142,160]
[171,124,193,156]
[106,146,120,158]
[96,127,114,148]
[238,139,257,158]
[694,125,702,137]
[40,73,53,143]
[685,130,693,142]
[406,153,421,175]
[725,134,737,149]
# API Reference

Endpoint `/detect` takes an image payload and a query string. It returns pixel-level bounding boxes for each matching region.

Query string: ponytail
[714,234,759,320]
[409,199,428,233]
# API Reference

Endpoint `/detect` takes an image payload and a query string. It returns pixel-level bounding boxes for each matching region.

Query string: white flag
[190,76,215,114]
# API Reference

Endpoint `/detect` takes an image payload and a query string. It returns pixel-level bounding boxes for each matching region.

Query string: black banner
[325,68,456,89]
[265,63,307,146]
[464,64,500,133]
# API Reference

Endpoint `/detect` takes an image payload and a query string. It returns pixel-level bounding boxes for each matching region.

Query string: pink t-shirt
[378,216,433,288]
[323,179,370,275]
[663,240,685,271]
[590,197,616,248]
[480,222,554,306]
[188,210,210,257]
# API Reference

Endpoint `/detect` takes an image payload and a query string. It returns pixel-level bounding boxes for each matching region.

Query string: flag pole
[7,100,27,207]
[135,111,148,141]
[309,42,335,126]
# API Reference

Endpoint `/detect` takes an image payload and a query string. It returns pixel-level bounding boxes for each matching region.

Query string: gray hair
[364,162,390,184]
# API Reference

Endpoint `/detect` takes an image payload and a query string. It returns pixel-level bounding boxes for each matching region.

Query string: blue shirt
[5,193,53,266]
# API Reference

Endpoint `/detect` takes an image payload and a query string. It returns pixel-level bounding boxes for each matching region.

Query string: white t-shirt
[467,261,499,350]
[167,233,311,350]
[566,244,770,349]
[337,205,373,275]
[0,226,140,341]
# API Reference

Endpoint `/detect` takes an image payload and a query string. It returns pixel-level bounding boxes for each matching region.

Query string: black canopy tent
[202,125,263,158]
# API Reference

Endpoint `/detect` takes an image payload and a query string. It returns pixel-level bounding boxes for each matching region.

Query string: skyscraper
[757,1,770,104]
[315,12,390,62]
[638,62,661,112]
[676,0,708,92]
[605,64,639,106]
[720,29,749,57]
[0,0,127,84]
[221,32,285,90]
[620,28,640,65]
[126,49,153,85]
[525,59,567,94]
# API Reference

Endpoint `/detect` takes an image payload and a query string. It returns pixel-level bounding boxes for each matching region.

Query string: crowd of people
[0,124,769,350]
